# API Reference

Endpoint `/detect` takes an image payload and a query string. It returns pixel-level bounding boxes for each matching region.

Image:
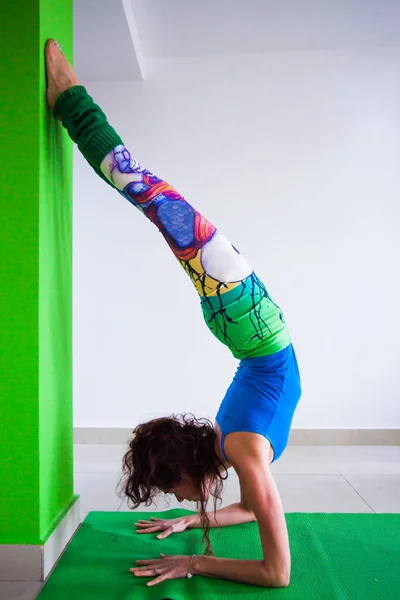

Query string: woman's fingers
[137,519,157,524]
[147,573,169,586]
[131,568,158,576]
[130,563,171,587]
[134,559,163,566]
[157,527,174,539]
[136,518,161,523]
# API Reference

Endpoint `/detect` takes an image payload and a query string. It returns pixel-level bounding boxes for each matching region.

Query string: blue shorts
[216,344,302,463]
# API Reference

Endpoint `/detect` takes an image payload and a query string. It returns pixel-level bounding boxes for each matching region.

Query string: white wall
[73,48,400,429]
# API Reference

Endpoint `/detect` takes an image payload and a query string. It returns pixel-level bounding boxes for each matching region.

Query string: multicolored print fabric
[100,145,290,358]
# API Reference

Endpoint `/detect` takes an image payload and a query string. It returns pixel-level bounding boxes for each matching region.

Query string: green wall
[0,0,76,545]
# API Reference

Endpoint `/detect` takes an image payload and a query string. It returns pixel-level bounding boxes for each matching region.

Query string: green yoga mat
[38,510,399,600]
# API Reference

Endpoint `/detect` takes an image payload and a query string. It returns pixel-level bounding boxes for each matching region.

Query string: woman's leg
[99,144,252,297]
[46,41,290,358]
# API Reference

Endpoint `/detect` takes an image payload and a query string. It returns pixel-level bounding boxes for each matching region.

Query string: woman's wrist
[187,554,196,578]
[190,555,214,578]
[191,554,201,576]
[185,513,199,528]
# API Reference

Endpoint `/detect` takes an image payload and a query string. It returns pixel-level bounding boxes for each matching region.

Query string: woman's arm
[188,502,256,528]
[192,434,290,588]
[191,555,280,587]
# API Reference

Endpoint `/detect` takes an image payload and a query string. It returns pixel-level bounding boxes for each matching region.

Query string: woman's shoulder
[223,431,275,470]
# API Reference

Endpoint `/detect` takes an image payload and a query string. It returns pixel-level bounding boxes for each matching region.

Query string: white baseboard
[288,429,400,445]
[0,497,81,582]
[74,428,400,446]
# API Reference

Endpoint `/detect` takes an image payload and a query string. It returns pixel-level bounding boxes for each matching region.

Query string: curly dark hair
[119,413,228,555]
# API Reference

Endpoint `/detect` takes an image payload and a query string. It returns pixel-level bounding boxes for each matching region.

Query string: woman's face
[164,475,211,503]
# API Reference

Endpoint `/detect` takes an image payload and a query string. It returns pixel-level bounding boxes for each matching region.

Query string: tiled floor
[3,445,399,600]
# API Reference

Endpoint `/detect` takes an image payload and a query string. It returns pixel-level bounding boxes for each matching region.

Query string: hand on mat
[134,516,193,539]
[130,553,193,586]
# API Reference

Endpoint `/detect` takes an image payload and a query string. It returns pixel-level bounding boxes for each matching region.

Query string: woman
[45,39,301,588]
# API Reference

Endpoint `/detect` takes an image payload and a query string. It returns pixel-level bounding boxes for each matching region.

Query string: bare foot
[45,39,80,115]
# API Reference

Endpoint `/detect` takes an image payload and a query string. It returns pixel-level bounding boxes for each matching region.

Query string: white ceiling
[74,0,143,81]
[74,0,400,81]
[131,0,400,57]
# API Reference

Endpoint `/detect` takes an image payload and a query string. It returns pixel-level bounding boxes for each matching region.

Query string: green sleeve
[54,85,123,186]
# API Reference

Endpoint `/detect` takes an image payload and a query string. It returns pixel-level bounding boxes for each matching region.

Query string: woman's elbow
[262,566,291,588]
[272,571,290,588]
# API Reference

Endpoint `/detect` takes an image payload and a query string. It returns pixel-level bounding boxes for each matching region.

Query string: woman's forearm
[188,502,256,528]
[192,556,285,588]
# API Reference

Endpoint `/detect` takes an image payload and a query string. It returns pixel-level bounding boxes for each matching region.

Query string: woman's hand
[130,553,193,586]
[134,516,193,539]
